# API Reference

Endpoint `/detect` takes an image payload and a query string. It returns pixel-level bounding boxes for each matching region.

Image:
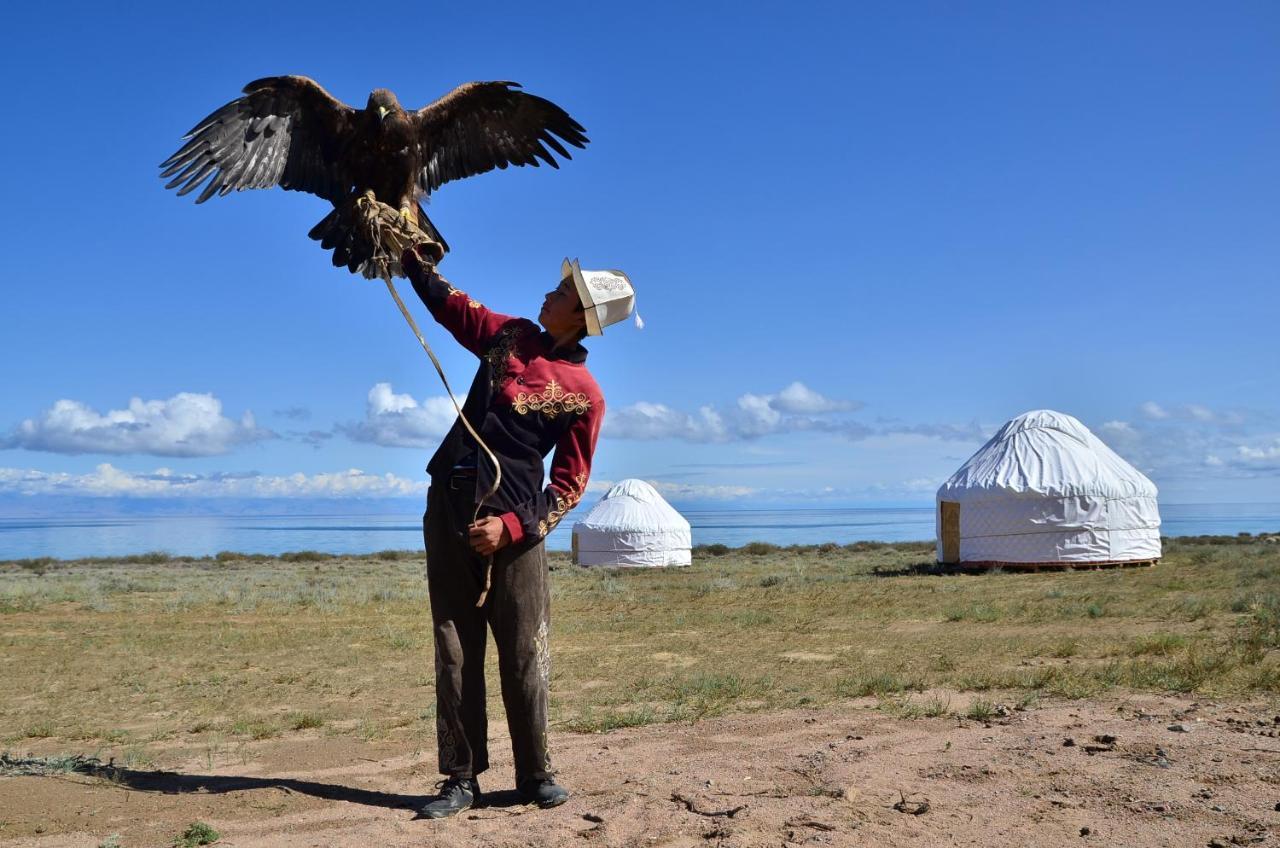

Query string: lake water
[1,503,1277,561]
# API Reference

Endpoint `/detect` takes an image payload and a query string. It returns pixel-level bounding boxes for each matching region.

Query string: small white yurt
[936,410,1161,568]
[572,479,692,567]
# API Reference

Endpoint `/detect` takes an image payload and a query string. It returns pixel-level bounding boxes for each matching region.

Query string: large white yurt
[936,409,1161,568]
[572,479,692,567]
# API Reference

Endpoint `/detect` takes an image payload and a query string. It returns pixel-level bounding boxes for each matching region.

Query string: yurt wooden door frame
[940,501,960,564]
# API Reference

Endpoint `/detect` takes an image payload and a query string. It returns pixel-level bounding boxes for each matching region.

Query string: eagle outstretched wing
[160,76,355,204]
[413,81,588,195]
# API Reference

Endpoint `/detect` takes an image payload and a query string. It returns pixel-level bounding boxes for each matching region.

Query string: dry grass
[1,539,1277,754]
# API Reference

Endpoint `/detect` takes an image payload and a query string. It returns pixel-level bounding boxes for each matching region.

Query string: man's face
[539,275,587,337]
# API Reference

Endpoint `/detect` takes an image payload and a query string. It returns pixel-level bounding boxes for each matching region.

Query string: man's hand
[468,516,511,556]
[401,241,445,277]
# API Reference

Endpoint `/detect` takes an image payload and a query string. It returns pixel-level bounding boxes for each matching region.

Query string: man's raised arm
[401,244,514,356]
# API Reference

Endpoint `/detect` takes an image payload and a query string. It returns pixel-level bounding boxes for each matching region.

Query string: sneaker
[419,777,479,819]
[518,777,569,808]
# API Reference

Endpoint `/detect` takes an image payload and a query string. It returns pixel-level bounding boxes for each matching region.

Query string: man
[400,243,636,818]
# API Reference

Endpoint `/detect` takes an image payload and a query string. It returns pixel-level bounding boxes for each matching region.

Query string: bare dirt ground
[3,693,1278,848]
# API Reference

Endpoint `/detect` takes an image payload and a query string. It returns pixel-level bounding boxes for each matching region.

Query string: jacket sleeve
[498,396,604,545]
[402,244,513,357]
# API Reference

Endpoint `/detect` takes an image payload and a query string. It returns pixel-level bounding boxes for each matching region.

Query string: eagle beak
[377,106,389,121]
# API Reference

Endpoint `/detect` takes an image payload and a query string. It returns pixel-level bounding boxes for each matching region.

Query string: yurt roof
[937,410,1157,502]
[574,479,690,533]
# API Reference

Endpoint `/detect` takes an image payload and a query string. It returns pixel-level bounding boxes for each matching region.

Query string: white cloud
[1088,402,1280,479]
[1140,401,1169,420]
[585,477,757,500]
[604,382,980,445]
[882,421,989,442]
[605,382,863,442]
[900,477,944,493]
[728,393,785,438]
[340,383,462,448]
[1236,442,1280,462]
[648,480,758,499]
[604,402,729,442]
[1099,420,1140,449]
[1203,437,1280,474]
[1,393,271,457]
[770,382,857,414]
[1138,401,1240,425]
[0,464,426,498]
[1100,420,1136,436]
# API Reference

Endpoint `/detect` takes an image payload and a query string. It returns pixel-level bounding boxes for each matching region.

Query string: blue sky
[1,0,1278,509]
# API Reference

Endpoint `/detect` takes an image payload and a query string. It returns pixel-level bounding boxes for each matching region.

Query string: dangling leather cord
[383,277,503,607]
[357,191,504,606]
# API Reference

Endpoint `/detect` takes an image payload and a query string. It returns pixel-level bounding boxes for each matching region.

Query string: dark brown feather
[159,75,355,204]
[412,81,588,195]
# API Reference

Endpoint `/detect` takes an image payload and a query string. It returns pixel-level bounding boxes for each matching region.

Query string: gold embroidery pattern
[539,472,587,537]
[444,284,481,309]
[545,493,573,532]
[534,615,552,772]
[533,618,551,686]
[486,326,522,390]
[513,380,592,418]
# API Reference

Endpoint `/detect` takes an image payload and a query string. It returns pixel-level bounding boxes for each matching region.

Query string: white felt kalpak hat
[562,258,640,336]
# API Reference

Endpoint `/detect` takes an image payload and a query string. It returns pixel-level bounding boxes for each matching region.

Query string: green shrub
[174,822,218,847]
[373,549,419,561]
[1049,638,1080,658]
[287,711,325,730]
[1127,633,1187,656]
[119,551,171,565]
[843,541,888,552]
[966,698,996,721]
[836,672,912,697]
[280,550,332,562]
[14,558,56,575]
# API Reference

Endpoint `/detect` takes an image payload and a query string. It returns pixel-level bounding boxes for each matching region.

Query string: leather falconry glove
[354,190,445,279]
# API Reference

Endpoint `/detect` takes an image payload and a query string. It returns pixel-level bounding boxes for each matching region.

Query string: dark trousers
[424,474,553,782]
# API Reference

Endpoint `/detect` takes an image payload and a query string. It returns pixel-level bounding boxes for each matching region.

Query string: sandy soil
[2,694,1278,848]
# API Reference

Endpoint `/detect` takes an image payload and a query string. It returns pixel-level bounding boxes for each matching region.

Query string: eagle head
[367,88,404,124]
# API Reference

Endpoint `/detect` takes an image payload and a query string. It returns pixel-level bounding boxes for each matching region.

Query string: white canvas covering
[572,479,691,567]
[936,410,1161,565]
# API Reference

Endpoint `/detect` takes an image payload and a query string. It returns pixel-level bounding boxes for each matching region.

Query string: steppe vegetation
[1,537,1276,756]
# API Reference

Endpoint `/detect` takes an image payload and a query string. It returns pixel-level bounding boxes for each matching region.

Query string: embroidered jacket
[403,246,604,545]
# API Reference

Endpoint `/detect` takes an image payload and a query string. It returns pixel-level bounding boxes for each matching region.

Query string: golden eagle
[160,77,588,277]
